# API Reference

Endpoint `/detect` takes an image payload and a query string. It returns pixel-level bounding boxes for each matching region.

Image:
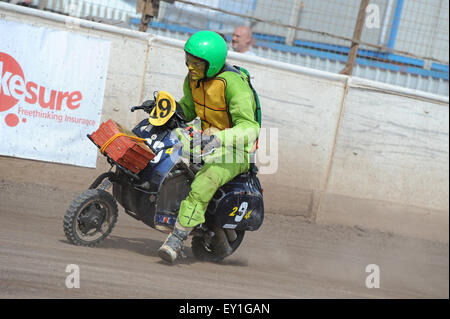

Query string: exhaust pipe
[213,226,233,257]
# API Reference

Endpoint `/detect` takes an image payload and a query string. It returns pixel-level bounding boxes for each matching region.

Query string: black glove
[201,134,221,154]
[185,127,221,155]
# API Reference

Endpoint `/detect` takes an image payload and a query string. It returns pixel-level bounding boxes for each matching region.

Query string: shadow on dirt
[99,235,162,255]
[221,259,249,267]
[99,235,200,265]
[60,235,250,267]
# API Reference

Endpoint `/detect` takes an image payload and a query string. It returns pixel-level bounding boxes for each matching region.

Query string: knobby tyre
[63,189,118,247]
[191,230,245,263]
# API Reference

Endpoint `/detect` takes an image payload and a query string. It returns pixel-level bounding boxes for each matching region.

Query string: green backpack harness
[233,65,262,128]
[230,65,261,169]
[220,64,261,128]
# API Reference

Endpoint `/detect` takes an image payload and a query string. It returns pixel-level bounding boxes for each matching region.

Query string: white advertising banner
[0,19,110,168]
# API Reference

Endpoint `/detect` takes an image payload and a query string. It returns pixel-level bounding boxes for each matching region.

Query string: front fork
[89,171,115,190]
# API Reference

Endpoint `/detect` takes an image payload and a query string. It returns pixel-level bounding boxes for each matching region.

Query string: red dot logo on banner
[0,52,25,112]
[5,113,19,127]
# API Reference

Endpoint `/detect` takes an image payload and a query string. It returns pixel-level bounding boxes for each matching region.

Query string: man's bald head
[232,26,253,53]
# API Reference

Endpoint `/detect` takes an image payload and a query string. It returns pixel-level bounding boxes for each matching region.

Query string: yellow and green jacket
[178,64,260,160]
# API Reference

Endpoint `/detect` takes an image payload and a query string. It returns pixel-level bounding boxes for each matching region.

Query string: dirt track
[0,157,448,299]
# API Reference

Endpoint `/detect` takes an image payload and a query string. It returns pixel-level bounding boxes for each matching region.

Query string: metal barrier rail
[5,0,449,96]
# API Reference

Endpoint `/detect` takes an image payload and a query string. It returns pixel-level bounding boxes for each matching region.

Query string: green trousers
[178,161,250,228]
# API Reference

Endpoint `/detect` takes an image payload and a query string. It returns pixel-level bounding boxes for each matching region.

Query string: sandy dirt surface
[0,158,448,299]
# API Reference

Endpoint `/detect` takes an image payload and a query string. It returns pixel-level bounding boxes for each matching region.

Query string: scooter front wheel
[63,189,118,247]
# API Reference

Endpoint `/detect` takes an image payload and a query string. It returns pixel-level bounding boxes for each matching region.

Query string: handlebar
[131,99,156,114]
[130,105,146,112]
[196,148,215,158]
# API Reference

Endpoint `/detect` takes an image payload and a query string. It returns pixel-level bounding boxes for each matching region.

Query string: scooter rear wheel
[191,230,245,262]
[63,189,118,247]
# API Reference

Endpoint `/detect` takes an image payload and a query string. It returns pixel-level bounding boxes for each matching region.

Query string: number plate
[148,91,176,126]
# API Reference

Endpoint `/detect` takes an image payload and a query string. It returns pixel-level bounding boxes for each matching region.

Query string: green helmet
[184,30,228,78]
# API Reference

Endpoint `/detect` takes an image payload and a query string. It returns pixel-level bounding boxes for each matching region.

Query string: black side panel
[206,172,264,231]
[156,171,191,215]
[137,192,157,228]
[112,171,157,228]
[112,172,140,214]
[209,193,264,231]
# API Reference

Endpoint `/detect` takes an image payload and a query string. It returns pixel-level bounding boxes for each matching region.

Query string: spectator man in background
[231,25,256,56]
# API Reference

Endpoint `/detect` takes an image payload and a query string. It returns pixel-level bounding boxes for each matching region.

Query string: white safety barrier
[1,3,448,242]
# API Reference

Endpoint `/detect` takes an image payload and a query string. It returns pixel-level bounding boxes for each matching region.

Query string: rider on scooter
[158,30,260,263]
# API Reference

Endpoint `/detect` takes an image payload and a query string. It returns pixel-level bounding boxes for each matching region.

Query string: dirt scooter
[63,91,264,262]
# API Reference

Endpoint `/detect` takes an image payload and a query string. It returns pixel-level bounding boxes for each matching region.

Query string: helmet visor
[185,53,207,81]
